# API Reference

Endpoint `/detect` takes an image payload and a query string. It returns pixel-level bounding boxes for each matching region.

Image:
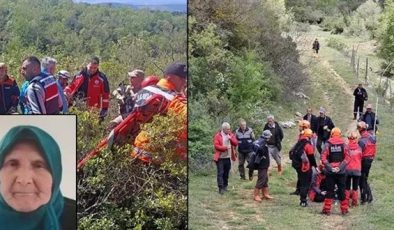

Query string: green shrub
[326,37,347,52]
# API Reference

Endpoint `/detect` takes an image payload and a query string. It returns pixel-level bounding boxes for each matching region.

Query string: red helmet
[141,75,160,88]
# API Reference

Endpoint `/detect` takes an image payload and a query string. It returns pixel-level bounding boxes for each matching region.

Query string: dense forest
[0,0,186,229]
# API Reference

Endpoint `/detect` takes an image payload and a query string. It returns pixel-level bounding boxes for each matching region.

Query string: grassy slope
[189,26,394,230]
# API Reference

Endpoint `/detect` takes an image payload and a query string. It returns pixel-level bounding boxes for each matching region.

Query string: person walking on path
[359,104,379,134]
[213,122,238,195]
[290,129,316,207]
[357,121,377,204]
[345,131,362,207]
[263,115,284,175]
[353,83,368,120]
[249,130,273,202]
[235,119,255,180]
[321,128,350,215]
[316,107,335,155]
[312,38,320,54]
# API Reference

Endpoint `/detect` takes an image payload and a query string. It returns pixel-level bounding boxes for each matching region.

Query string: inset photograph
[0,115,76,229]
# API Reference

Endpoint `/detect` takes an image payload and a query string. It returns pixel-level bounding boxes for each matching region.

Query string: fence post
[365,57,368,84]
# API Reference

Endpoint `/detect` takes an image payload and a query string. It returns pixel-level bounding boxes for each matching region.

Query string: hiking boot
[223,186,228,192]
[341,210,349,215]
[278,164,283,175]
[300,201,308,207]
[262,187,273,199]
[218,188,224,195]
[254,188,262,202]
[321,210,331,215]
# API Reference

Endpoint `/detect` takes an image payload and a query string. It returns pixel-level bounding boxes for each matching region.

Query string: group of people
[213,105,378,215]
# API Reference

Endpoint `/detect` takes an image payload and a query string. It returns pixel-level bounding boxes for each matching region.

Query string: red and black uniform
[321,136,350,214]
[291,136,316,205]
[358,130,376,204]
[345,140,362,206]
[65,69,109,116]
[309,168,327,202]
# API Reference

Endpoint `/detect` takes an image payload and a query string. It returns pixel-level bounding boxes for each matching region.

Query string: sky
[73,0,186,5]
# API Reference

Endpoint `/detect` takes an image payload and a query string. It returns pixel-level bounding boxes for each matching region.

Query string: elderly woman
[0,126,75,229]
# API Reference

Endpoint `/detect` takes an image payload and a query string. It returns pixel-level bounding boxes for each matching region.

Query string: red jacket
[65,70,109,110]
[213,131,238,162]
[359,130,377,159]
[345,140,362,176]
[309,170,326,201]
[321,137,349,174]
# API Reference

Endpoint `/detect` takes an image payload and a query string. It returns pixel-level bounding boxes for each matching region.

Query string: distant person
[65,56,110,119]
[353,83,368,120]
[316,107,335,155]
[0,63,19,114]
[263,115,284,175]
[312,38,320,54]
[359,104,379,133]
[249,130,273,202]
[57,70,71,89]
[235,119,255,180]
[213,122,238,195]
[21,56,61,114]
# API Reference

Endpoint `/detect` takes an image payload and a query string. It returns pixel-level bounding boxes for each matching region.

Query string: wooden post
[365,57,368,84]
[356,57,360,79]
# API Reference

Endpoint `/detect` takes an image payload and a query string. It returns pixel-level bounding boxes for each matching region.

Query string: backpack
[289,139,309,169]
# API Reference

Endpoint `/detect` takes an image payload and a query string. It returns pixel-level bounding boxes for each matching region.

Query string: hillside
[189,23,394,230]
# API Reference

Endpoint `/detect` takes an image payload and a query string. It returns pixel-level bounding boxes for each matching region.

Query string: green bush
[326,37,347,52]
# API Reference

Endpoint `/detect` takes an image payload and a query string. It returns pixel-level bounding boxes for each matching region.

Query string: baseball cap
[164,62,187,78]
[58,70,70,79]
[128,69,145,78]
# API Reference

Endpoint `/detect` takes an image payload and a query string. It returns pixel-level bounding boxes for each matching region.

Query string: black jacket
[61,197,76,230]
[249,138,270,170]
[360,111,379,131]
[303,114,318,133]
[263,122,284,151]
[316,116,335,141]
[353,87,368,101]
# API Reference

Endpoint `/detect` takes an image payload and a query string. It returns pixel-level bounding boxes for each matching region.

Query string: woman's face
[0,142,52,212]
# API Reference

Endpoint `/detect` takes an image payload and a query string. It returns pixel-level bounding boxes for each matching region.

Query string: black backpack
[289,139,309,169]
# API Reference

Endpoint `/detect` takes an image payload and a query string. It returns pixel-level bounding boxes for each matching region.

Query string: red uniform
[345,139,362,207]
[309,170,326,202]
[358,130,377,204]
[65,69,109,111]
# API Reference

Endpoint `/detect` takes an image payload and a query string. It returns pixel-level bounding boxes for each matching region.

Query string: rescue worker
[249,130,273,202]
[357,121,377,204]
[353,83,368,120]
[316,107,335,155]
[359,104,379,133]
[235,119,255,180]
[309,165,327,202]
[77,62,187,171]
[21,56,61,114]
[345,131,362,207]
[321,128,350,215]
[290,129,316,207]
[65,56,110,119]
[263,115,284,175]
[312,38,320,54]
[214,122,238,195]
[0,63,19,114]
[289,120,311,196]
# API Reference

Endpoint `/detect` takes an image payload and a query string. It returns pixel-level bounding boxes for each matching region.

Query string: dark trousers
[255,168,268,189]
[297,168,312,202]
[326,173,346,200]
[346,175,360,190]
[316,136,327,154]
[360,158,373,201]
[238,151,252,178]
[216,158,231,189]
[354,100,364,118]
[314,193,325,202]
